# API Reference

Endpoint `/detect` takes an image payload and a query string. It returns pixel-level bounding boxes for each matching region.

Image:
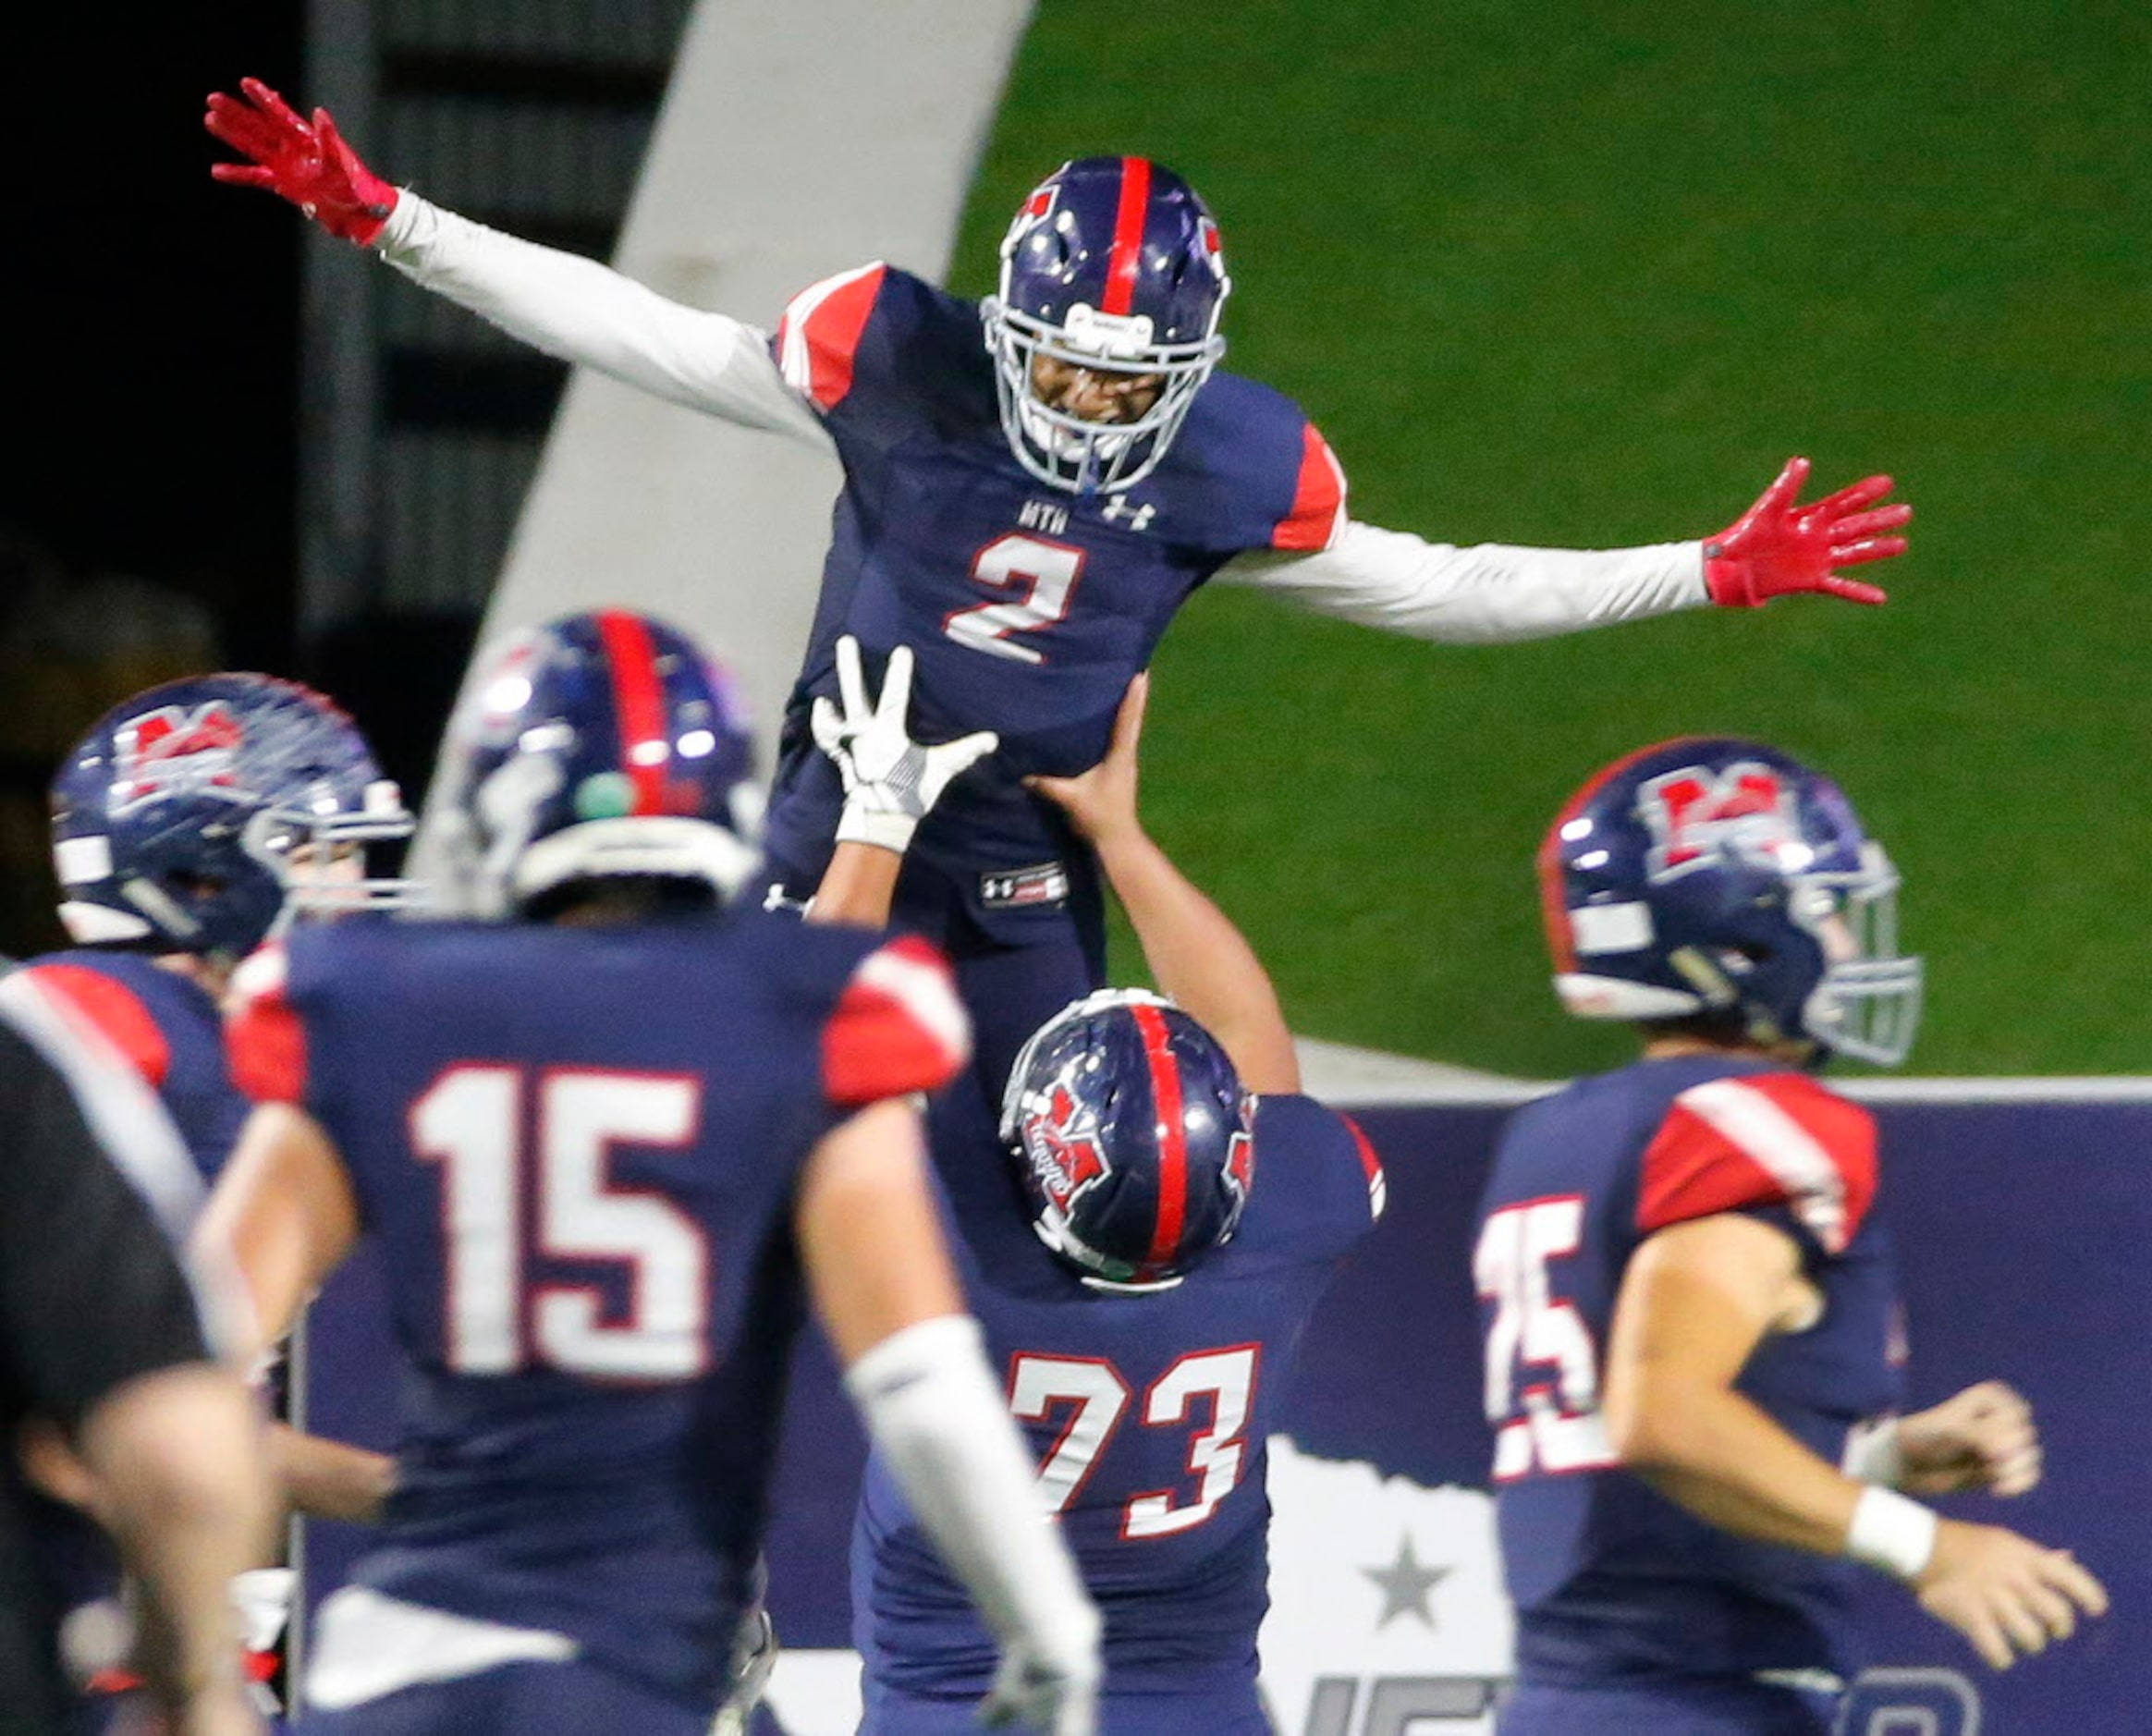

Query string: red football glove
[205,77,397,246]
[1704,457,1912,608]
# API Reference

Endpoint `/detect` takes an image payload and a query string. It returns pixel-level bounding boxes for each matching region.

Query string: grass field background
[948,0,2151,1078]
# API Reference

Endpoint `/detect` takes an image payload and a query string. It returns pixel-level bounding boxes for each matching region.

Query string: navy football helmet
[50,673,414,960]
[433,608,761,917]
[998,989,1253,1291]
[1539,738,1922,1066]
[982,156,1231,495]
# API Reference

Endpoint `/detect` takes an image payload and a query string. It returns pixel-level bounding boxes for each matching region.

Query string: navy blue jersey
[1475,1053,1902,1691]
[21,950,246,1185]
[226,911,969,1706]
[763,265,1346,944]
[855,1091,1384,1698]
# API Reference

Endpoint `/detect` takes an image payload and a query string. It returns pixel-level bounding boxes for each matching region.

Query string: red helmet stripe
[596,610,668,816]
[1102,157,1152,317]
[1130,1001,1188,1274]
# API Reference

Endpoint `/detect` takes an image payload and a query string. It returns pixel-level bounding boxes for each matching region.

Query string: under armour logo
[1101,497,1157,531]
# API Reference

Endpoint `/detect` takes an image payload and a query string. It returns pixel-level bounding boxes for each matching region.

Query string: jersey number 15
[413,1064,710,1383]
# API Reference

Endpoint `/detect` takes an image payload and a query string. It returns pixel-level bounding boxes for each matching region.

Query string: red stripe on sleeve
[1102,157,1152,317]
[1129,1002,1188,1274]
[776,263,887,411]
[22,964,172,1089]
[596,609,669,816]
[1637,1074,1877,1252]
[823,937,972,1107]
[224,946,308,1106]
[1341,1112,1388,1221]
[1271,423,1347,552]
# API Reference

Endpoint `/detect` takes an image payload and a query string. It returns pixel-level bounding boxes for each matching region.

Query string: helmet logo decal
[1639,764,1800,881]
[1021,1082,1108,1213]
[1002,181,1059,253]
[1225,1127,1253,1203]
[112,703,248,812]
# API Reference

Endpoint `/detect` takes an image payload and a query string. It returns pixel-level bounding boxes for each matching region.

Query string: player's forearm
[844,1315,1101,1669]
[273,1422,395,1525]
[83,1365,273,1714]
[375,193,828,445]
[1223,520,1707,642]
[1610,1373,1863,1557]
[1092,825,1299,1092]
[805,842,902,928]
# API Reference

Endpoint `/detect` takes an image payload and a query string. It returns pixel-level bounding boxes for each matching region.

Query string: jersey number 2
[1010,1347,1257,1538]
[943,534,1084,665]
[413,1065,709,1382]
[1474,1197,1616,1478]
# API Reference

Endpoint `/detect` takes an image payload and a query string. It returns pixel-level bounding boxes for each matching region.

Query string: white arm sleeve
[1219,518,1710,643]
[374,192,832,450]
[844,1314,1099,1669]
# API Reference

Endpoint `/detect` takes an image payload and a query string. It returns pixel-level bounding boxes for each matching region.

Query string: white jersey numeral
[1475,1196,1617,1479]
[1009,1346,1259,1537]
[412,1065,709,1381]
[943,533,1085,664]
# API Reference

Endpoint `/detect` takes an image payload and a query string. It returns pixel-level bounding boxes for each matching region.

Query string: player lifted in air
[1480,738,2106,1733]
[19,674,411,1728]
[193,611,1098,1734]
[204,80,1914,1101]
[809,642,1384,1732]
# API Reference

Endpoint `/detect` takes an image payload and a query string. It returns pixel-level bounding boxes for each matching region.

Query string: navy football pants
[296,1657,712,1734]
[1498,1677,1839,1733]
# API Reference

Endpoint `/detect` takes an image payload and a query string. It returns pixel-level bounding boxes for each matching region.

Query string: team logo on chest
[112,703,249,812]
[1638,762,1802,881]
[1021,1082,1109,1212]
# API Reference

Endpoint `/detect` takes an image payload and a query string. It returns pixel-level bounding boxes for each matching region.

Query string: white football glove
[811,636,997,854]
[979,1631,1101,1736]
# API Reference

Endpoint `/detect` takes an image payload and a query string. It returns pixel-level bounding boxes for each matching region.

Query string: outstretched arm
[205,79,827,446]
[1222,457,1910,640]
[1028,678,1300,1094]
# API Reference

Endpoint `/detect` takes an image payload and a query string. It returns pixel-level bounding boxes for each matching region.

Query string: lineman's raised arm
[1027,677,1300,1094]
[205,78,828,446]
[1221,456,1910,641]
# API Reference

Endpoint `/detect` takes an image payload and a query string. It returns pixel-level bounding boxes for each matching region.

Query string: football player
[810,642,1384,1733]
[192,609,1098,1734]
[204,81,1914,1107]
[1481,738,2106,1732]
[20,674,412,1726]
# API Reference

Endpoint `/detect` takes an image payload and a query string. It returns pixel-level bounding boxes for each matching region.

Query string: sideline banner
[302,1093,2149,1733]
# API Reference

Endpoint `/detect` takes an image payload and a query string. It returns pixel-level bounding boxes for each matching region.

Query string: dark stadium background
[6,2,2146,1079]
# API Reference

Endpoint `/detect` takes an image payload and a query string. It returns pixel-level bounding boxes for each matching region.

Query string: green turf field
[952,0,2152,1078]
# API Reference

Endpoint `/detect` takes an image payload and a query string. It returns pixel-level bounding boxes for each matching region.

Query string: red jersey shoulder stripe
[1271,423,1348,552]
[224,945,309,1106]
[19,963,172,1090]
[776,263,888,411]
[823,935,972,1108]
[1638,1073,1877,1253]
[1341,1112,1388,1221]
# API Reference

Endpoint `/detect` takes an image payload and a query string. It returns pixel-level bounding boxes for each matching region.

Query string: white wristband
[1845,1485,1938,1580]
[835,804,918,854]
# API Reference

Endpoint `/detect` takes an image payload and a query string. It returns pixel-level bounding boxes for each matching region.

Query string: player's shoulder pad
[18,959,173,1090]
[1251,1091,1387,1228]
[1637,1070,1877,1255]
[823,933,971,1109]
[1182,372,1348,553]
[224,942,308,1106]
[774,262,970,414]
